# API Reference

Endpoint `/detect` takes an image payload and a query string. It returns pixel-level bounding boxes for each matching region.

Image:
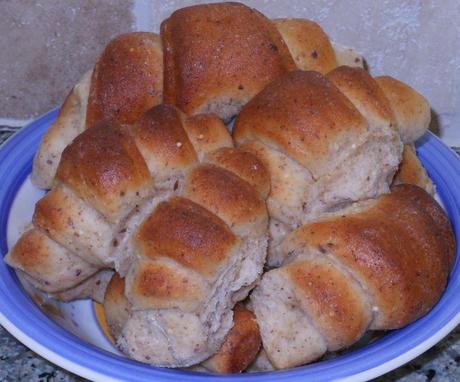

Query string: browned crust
[131,105,197,174]
[86,32,163,128]
[8,229,52,271]
[135,197,238,277]
[183,164,267,234]
[6,229,97,292]
[234,70,367,178]
[327,66,395,128]
[375,76,430,143]
[205,147,271,199]
[286,258,371,350]
[393,145,434,194]
[56,123,151,222]
[287,184,454,329]
[33,187,70,238]
[126,259,205,311]
[203,304,261,373]
[161,2,296,116]
[393,184,455,269]
[183,114,233,158]
[274,18,337,74]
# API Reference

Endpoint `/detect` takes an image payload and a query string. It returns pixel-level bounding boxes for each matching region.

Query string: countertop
[0,324,458,381]
[0,127,459,382]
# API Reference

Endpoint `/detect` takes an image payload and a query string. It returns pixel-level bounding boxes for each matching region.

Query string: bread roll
[86,32,163,128]
[234,69,402,265]
[7,104,269,368]
[252,184,454,369]
[201,304,261,373]
[104,275,261,373]
[31,69,91,189]
[31,8,374,191]
[375,76,431,143]
[161,2,296,121]
[32,32,163,189]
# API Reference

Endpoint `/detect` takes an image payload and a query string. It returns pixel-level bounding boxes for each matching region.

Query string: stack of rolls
[5,1,454,374]
[31,2,365,190]
[7,104,270,367]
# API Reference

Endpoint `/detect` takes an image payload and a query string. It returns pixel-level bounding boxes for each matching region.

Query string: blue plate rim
[0,109,459,382]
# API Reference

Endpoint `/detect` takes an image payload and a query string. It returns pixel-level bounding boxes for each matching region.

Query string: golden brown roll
[32,32,163,189]
[251,184,454,369]
[7,104,270,368]
[161,2,296,121]
[85,33,163,128]
[234,69,402,265]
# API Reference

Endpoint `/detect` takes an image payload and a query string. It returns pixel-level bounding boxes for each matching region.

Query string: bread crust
[234,70,368,179]
[126,257,207,311]
[86,32,163,128]
[130,104,197,186]
[56,123,152,223]
[331,42,365,68]
[375,76,431,143]
[202,304,261,373]
[135,196,238,277]
[32,69,91,189]
[286,257,372,350]
[161,2,296,120]
[393,144,435,194]
[183,164,268,237]
[204,147,271,199]
[5,229,98,293]
[183,114,233,160]
[103,273,131,340]
[282,184,454,329]
[327,66,396,132]
[274,18,337,74]
[33,185,113,266]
